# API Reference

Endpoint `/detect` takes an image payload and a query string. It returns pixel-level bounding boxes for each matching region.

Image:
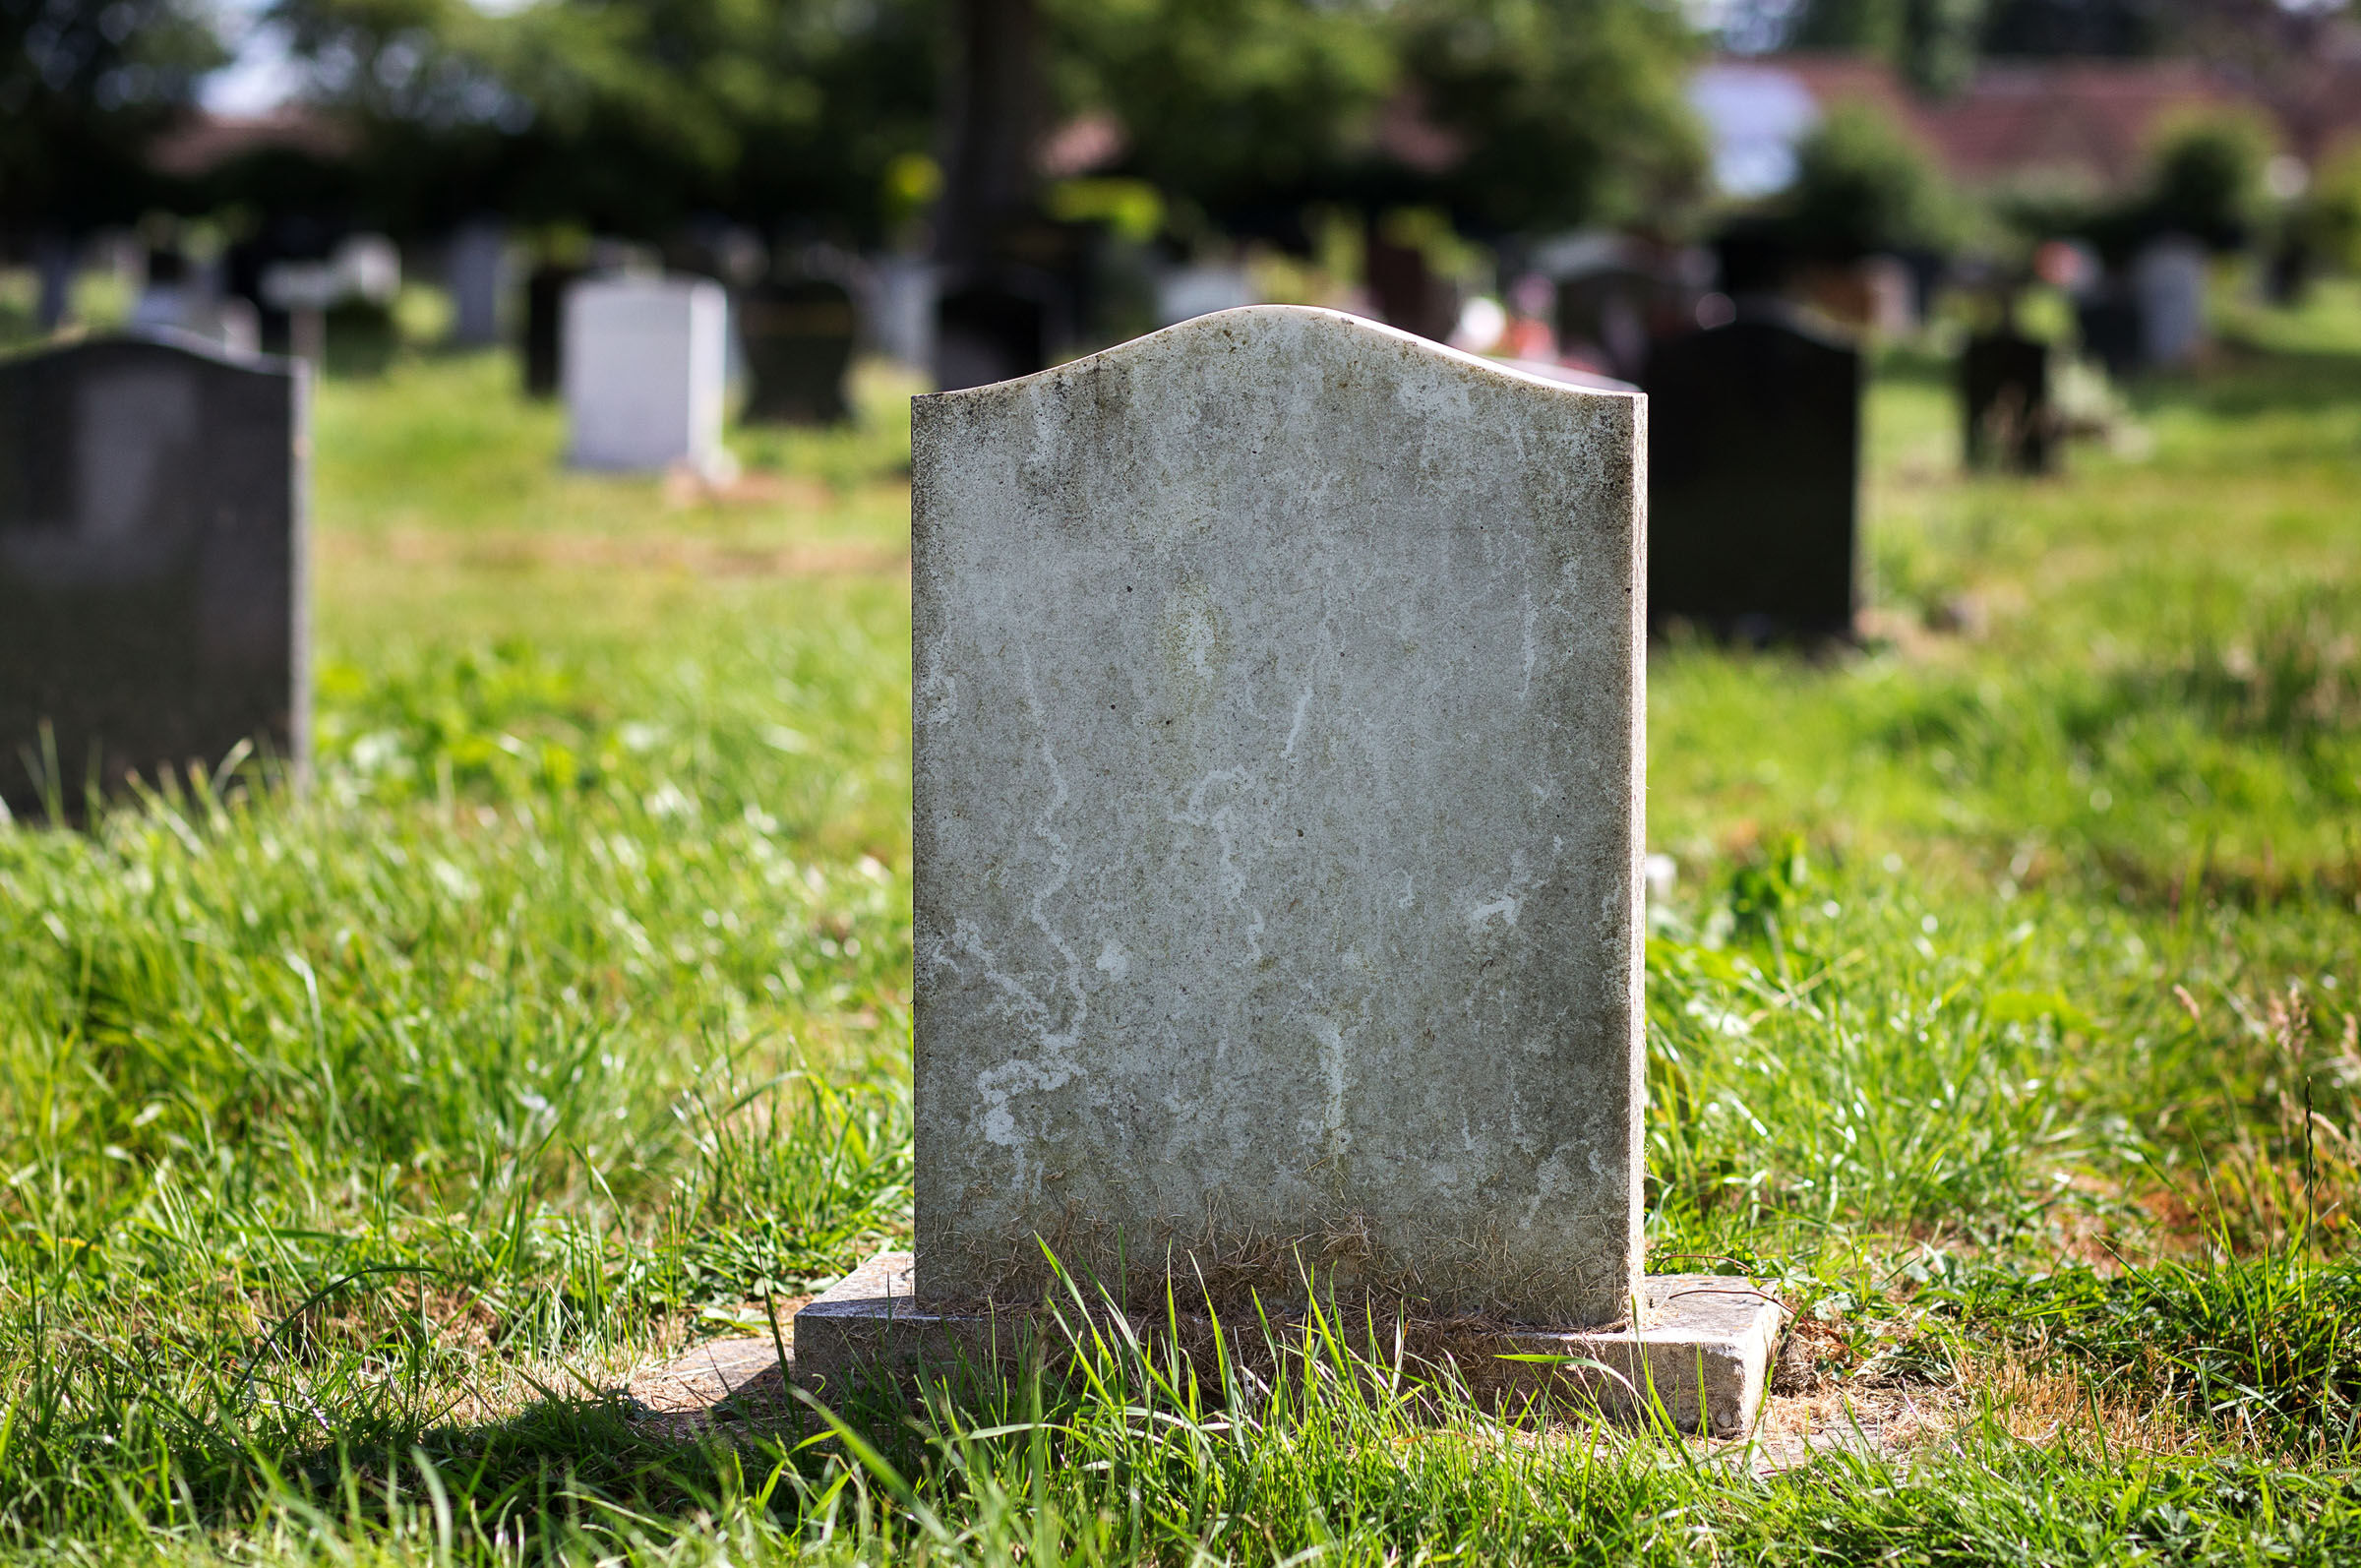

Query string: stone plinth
[795,1253,1785,1437]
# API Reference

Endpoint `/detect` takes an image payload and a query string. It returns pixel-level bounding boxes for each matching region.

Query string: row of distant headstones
[0,287,2087,823]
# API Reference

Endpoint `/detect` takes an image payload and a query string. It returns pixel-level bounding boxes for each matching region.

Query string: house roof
[1699,52,2243,195]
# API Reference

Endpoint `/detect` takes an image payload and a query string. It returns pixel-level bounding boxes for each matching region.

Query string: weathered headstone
[447,220,508,347]
[2075,293,2143,380]
[1642,310,1861,641]
[1365,230,1456,343]
[0,335,306,819]
[523,263,583,398]
[790,305,1781,1432]
[563,276,730,476]
[739,277,857,425]
[865,255,936,371]
[935,281,1047,392]
[1962,331,2053,474]
[2133,237,2207,368]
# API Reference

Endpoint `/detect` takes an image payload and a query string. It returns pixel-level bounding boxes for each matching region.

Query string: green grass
[3,289,2360,1563]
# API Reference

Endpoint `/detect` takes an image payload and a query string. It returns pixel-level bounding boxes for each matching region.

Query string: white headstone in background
[448,221,508,347]
[1153,266,1258,328]
[864,256,936,372]
[1861,254,1916,337]
[2134,237,2208,368]
[564,276,730,476]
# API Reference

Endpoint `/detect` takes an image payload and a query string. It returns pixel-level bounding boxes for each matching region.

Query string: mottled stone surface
[912,305,1645,1326]
[0,333,306,819]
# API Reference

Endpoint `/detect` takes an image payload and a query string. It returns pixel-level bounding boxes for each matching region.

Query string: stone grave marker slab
[448,221,508,347]
[1962,331,2053,473]
[740,277,856,425]
[523,263,581,397]
[2134,238,2207,368]
[934,280,1048,392]
[1642,310,1860,641]
[564,275,729,476]
[789,305,1781,1432]
[0,333,306,818]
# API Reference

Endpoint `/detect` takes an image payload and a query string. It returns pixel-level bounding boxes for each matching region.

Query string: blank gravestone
[564,276,729,477]
[740,277,856,425]
[0,334,306,819]
[2134,238,2208,368]
[1643,311,1861,641]
[934,281,1048,392]
[447,221,508,348]
[1962,331,2053,474]
[523,263,582,398]
[791,305,1782,1433]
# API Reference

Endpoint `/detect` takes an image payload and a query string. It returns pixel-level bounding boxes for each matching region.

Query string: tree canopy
[1,0,222,232]
[253,0,1705,245]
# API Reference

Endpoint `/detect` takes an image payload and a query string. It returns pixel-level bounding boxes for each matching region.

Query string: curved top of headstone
[927,303,1642,410]
[0,328,291,376]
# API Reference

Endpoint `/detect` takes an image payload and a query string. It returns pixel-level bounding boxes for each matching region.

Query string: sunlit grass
[2,299,2359,1562]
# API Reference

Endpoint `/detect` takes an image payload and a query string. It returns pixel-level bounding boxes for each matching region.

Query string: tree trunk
[936,0,1042,272]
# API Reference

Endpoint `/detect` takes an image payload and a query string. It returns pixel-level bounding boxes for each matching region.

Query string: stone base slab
[793,1251,1784,1436]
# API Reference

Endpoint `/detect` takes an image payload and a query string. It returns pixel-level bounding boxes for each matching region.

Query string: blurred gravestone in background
[563,276,730,476]
[447,220,509,347]
[1364,225,1456,343]
[524,264,584,398]
[130,245,262,356]
[2075,292,2144,378]
[934,279,1049,391]
[929,0,1063,390]
[2133,236,2208,366]
[0,336,307,820]
[1963,329,2054,473]
[1643,306,1861,642]
[740,277,857,424]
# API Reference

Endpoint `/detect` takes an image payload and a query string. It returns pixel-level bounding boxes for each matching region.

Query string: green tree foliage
[1385,0,1706,234]
[1786,0,1982,95]
[2298,143,2361,274]
[1047,0,1393,224]
[2136,109,2271,251]
[273,0,1705,244]
[271,0,936,238]
[2054,108,2276,262]
[1976,0,2169,56]
[0,0,222,232]
[1775,99,1959,260]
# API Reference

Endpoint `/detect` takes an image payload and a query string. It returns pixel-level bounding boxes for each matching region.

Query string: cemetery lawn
[4,300,2361,1564]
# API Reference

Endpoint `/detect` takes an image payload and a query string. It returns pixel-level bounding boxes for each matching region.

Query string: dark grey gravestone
[2075,295,2142,380]
[934,281,1046,392]
[1961,331,2053,473]
[524,264,583,398]
[0,333,307,819]
[740,277,857,425]
[1642,311,1861,641]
